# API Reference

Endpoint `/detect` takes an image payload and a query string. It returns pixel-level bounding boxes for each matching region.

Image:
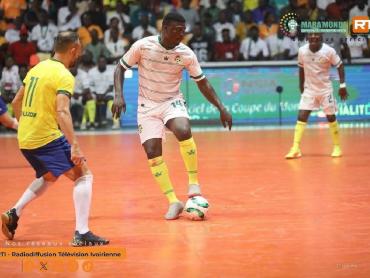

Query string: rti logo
[352,16,370,33]
[279,12,299,37]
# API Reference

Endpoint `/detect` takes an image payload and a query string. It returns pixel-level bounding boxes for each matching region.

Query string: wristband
[339,83,346,88]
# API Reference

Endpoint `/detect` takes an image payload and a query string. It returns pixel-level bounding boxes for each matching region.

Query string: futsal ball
[184,196,209,220]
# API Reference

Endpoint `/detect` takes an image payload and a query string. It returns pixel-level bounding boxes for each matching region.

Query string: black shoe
[72,231,109,247]
[1,208,19,240]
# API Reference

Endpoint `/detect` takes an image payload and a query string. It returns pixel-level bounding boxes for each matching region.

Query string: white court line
[1,122,370,138]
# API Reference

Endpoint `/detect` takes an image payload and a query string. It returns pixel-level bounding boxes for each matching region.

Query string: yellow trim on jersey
[18,59,75,149]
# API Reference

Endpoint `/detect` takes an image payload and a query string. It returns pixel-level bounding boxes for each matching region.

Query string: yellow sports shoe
[331,145,342,158]
[285,147,302,159]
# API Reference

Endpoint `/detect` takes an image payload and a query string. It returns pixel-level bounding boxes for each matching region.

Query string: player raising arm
[112,12,232,220]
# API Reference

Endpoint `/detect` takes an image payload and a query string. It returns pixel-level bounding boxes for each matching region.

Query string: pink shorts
[137,97,190,144]
[299,91,337,115]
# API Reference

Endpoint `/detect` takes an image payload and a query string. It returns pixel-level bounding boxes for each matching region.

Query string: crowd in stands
[0,0,369,131]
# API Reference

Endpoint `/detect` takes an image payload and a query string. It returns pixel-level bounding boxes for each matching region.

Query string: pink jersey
[120,35,205,103]
[298,43,342,95]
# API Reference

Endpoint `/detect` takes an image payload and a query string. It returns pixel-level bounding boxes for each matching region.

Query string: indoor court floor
[0,126,370,277]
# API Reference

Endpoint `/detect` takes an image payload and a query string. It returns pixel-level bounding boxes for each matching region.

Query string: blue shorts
[0,96,7,116]
[21,136,75,178]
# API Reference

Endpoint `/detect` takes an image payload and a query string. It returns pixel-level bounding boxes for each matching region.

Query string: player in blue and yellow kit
[1,31,108,246]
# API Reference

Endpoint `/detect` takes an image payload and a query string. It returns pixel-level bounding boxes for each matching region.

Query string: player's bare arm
[56,93,84,166]
[337,64,348,101]
[196,78,233,130]
[299,67,305,94]
[112,64,126,119]
[12,86,25,121]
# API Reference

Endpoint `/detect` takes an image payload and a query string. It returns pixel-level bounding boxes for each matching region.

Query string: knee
[43,173,58,182]
[175,126,192,141]
[145,146,162,159]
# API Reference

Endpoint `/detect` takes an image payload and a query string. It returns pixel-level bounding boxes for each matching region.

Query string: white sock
[73,175,93,234]
[13,177,51,216]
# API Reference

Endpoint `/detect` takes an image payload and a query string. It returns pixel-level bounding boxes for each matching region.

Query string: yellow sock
[86,100,96,124]
[179,137,199,185]
[107,100,119,124]
[329,121,340,146]
[293,121,306,149]
[149,156,179,204]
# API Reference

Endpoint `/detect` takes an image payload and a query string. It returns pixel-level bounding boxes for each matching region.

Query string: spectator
[88,56,118,129]
[280,0,300,18]
[317,0,335,10]
[265,30,285,60]
[106,1,131,35]
[132,14,157,41]
[87,0,107,30]
[326,0,345,20]
[188,22,213,62]
[213,10,236,42]
[130,0,156,29]
[105,17,120,44]
[31,9,58,54]
[5,17,23,44]
[78,49,96,130]
[178,0,200,32]
[281,34,306,59]
[70,65,90,129]
[85,29,112,63]
[23,0,43,31]
[78,12,104,48]
[202,12,216,42]
[240,26,269,60]
[106,27,128,62]
[58,0,82,31]
[213,28,240,61]
[258,12,278,40]
[346,34,369,59]
[243,0,259,11]
[8,26,36,67]
[203,0,220,23]
[0,56,19,94]
[235,10,256,42]
[252,0,276,24]
[200,0,225,10]
[349,0,368,19]
[0,0,27,21]
[225,0,246,25]
[307,0,327,20]
[323,32,349,60]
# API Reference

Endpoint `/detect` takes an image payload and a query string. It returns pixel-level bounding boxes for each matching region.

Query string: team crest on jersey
[174,55,183,65]
[318,57,327,64]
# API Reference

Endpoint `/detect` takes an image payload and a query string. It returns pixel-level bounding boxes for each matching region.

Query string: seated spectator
[78,12,104,48]
[85,29,112,64]
[265,31,285,60]
[58,0,82,31]
[70,65,91,129]
[31,9,58,54]
[349,0,368,19]
[307,0,327,20]
[326,0,345,20]
[106,1,131,35]
[88,56,118,129]
[130,0,156,29]
[8,26,36,67]
[281,34,306,60]
[87,0,107,30]
[213,28,240,61]
[132,14,158,41]
[240,26,269,60]
[23,0,43,31]
[202,12,216,42]
[235,10,256,42]
[346,34,369,59]
[106,27,129,62]
[178,0,200,32]
[213,10,236,42]
[258,11,278,40]
[280,0,300,18]
[188,22,213,62]
[0,0,27,21]
[0,56,19,94]
[252,0,276,24]
[5,17,23,44]
[200,0,225,10]
[105,17,120,44]
[203,0,221,23]
[225,0,246,25]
